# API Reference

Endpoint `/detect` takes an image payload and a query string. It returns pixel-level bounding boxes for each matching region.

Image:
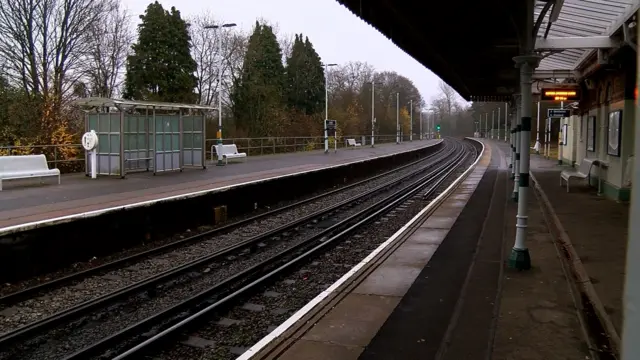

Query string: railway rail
[114,139,477,360]
[0,138,476,360]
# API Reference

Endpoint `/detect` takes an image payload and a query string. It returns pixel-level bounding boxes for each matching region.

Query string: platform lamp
[204,22,237,166]
[409,99,413,141]
[323,63,338,153]
[368,81,383,147]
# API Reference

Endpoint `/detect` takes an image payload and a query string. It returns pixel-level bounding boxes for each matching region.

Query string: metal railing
[206,134,401,160]
[0,134,420,174]
[0,144,85,173]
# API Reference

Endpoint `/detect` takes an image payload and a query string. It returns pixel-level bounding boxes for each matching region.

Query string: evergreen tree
[303,36,325,115]
[123,2,197,103]
[284,34,325,115]
[284,35,305,113]
[231,21,285,136]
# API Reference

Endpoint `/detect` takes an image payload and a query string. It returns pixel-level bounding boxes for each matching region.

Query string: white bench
[346,138,361,148]
[0,154,60,191]
[560,158,598,193]
[217,144,247,164]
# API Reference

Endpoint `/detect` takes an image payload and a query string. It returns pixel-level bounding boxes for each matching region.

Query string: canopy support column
[509,54,541,270]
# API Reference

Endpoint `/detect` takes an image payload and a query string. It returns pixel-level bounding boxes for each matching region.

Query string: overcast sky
[121,0,448,107]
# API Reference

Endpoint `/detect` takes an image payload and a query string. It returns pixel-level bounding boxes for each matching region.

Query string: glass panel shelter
[75,97,215,178]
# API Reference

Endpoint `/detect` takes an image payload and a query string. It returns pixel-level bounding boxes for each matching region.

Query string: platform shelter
[74,97,214,178]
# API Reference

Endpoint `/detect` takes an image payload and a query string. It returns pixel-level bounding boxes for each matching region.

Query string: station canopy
[335,0,638,101]
[534,0,637,76]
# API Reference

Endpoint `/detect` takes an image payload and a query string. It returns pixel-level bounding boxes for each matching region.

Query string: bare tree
[189,12,247,106]
[279,33,294,60]
[437,80,458,116]
[0,0,112,104]
[224,32,247,109]
[82,1,133,98]
[328,61,374,96]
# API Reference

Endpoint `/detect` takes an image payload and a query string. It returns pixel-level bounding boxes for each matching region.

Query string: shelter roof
[74,97,217,111]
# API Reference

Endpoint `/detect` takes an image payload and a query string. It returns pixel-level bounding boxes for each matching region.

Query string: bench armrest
[593,160,609,169]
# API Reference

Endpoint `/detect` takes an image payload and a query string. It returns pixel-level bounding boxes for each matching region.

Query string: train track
[0,142,446,307]
[0,140,471,360]
[0,143,447,323]
[110,139,477,360]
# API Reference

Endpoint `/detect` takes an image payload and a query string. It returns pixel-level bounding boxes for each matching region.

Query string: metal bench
[0,154,60,191]
[217,144,247,164]
[346,138,361,148]
[560,158,598,192]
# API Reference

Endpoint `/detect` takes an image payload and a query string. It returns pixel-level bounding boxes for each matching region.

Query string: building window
[607,110,622,157]
[587,116,596,152]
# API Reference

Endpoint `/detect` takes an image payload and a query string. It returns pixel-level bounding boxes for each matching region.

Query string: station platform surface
[252,139,606,360]
[528,148,628,348]
[0,140,439,231]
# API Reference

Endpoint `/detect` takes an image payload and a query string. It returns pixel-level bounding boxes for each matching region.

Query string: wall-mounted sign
[541,89,580,102]
[547,109,571,118]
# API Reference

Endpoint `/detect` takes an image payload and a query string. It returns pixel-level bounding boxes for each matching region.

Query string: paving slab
[529,151,628,336]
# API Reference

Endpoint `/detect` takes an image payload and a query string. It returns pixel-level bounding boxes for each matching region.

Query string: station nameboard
[547,109,571,118]
[541,88,580,102]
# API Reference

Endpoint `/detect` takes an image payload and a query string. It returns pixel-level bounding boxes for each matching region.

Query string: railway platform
[527,147,628,353]
[0,140,439,232]
[242,138,623,360]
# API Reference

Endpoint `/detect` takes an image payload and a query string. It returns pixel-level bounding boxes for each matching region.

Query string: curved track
[0,139,476,360]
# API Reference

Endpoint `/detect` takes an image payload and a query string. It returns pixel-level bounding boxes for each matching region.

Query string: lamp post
[396,93,400,144]
[204,23,237,166]
[409,100,413,141]
[491,109,495,139]
[504,102,508,142]
[369,81,382,147]
[485,113,489,138]
[419,110,423,140]
[323,63,337,153]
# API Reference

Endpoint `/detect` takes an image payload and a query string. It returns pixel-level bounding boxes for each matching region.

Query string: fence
[206,134,400,160]
[0,144,86,173]
[0,134,413,174]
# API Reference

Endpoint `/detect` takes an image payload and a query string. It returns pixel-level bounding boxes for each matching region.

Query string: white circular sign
[82,130,99,151]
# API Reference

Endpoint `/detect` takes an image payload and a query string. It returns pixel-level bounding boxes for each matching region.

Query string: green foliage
[284,34,325,115]
[0,79,42,145]
[231,21,286,136]
[123,1,197,103]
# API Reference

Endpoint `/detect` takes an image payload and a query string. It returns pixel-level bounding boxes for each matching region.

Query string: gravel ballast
[139,146,477,360]
[0,151,444,335]
[0,144,463,360]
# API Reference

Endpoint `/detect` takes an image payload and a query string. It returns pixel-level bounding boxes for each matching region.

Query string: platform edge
[0,140,443,236]
[236,137,485,360]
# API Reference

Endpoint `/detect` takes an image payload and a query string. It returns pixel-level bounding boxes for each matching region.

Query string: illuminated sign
[541,89,580,102]
[548,109,570,118]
